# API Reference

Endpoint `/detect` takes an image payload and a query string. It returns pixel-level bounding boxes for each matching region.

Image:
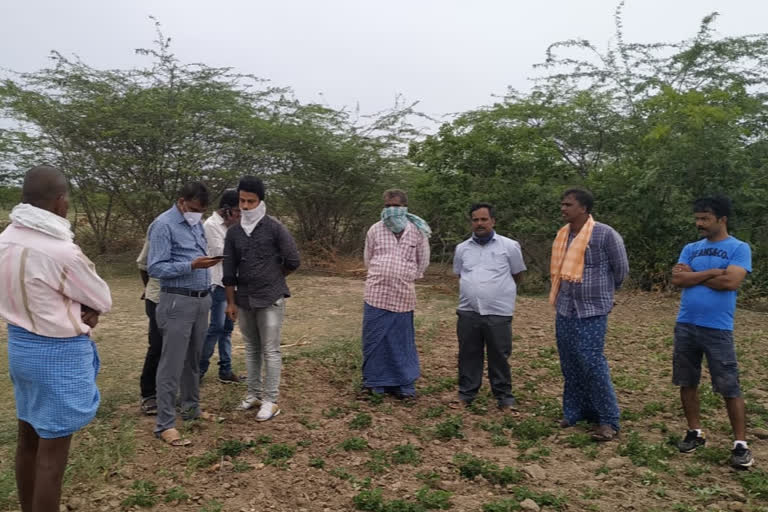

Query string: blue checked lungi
[7,324,100,439]
[555,314,620,431]
[362,303,420,396]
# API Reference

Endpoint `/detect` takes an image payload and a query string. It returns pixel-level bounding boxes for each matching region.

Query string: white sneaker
[237,395,261,411]
[256,401,281,422]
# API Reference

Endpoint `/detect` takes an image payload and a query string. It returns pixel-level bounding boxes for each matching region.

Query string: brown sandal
[158,428,191,446]
[591,425,618,442]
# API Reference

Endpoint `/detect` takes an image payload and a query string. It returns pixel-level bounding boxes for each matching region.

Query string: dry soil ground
[1,269,768,512]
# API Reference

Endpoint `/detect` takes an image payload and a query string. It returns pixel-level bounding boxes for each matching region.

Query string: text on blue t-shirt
[677,236,751,331]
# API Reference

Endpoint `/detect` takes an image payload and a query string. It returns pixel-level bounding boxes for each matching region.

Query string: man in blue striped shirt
[148,182,222,446]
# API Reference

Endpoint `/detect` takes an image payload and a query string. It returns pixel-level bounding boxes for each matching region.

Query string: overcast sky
[1,0,765,125]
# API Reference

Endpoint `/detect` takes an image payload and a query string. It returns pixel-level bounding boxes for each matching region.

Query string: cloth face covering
[241,201,267,236]
[381,206,409,234]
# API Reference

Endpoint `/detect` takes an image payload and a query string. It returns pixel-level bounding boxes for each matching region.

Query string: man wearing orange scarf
[550,188,628,441]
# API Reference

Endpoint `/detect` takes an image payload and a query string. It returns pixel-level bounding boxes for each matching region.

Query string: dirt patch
[2,273,768,511]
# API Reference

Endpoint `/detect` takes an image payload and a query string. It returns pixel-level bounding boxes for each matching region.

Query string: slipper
[158,428,191,447]
[591,425,618,442]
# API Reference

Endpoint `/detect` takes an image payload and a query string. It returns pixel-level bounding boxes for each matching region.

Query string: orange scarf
[548,215,595,305]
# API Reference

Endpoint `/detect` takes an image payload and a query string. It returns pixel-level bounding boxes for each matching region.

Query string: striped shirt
[364,221,430,313]
[147,205,210,291]
[555,222,629,318]
[0,223,112,337]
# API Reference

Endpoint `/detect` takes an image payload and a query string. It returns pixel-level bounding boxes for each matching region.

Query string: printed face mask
[381,206,408,233]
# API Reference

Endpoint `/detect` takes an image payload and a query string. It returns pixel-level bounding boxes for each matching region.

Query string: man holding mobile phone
[148,182,223,446]
[200,189,243,383]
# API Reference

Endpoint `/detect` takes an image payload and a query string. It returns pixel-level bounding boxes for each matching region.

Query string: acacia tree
[411,6,768,292]
[0,22,284,251]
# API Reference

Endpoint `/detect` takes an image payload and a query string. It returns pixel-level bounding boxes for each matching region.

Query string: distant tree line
[1,10,767,297]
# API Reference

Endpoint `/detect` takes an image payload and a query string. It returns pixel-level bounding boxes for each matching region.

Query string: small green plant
[218,439,253,457]
[581,487,604,500]
[323,406,345,419]
[164,486,189,503]
[383,499,425,512]
[121,480,158,507]
[391,443,421,465]
[508,418,553,441]
[453,453,485,479]
[309,457,326,469]
[187,450,220,471]
[683,463,707,477]
[341,437,369,451]
[350,412,373,430]
[739,468,768,499]
[512,486,567,510]
[415,486,452,510]
[694,446,729,465]
[200,499,223,512]
[421,377,457,395]
[368,392,385,405]
[415,470,441,488]
[482,498,521,512]
[298,439,312,448]
[484,465,524,485]
[617,431,674,471]
[564,432,592,448]
[255,434,272,444]
[491,433,509,447]
[299,416,320,430]
[232,459,254,472]
[453,453,522,485]
[331,467,354,480]
[264,443,296,465]
[423,406,446,419]
[353,488,385,511]
[434,416,464,441]
[366,450,391,474]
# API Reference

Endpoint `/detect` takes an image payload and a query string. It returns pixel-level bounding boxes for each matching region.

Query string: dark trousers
[456,310,515,405]
[139,300,163,400]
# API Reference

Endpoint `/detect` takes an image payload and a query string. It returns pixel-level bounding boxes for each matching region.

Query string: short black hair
[562,187,594,214]
[219,188,239,209]
[179,182,209,207]
[22,165,68,207]
[469,202,496,219]
[238,176,265,201]
[693,196,732,220]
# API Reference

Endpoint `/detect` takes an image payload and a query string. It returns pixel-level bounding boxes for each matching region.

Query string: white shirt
[453,233,526,316]
[203,211,227,287]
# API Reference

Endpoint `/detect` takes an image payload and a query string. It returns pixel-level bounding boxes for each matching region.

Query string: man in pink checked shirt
[362,189,431,399]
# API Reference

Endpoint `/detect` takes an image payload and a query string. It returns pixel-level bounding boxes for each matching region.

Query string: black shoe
[730,445,754,469]
[678,430,706,453]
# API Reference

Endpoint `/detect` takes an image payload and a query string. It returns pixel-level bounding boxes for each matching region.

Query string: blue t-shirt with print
[677,236,752,331]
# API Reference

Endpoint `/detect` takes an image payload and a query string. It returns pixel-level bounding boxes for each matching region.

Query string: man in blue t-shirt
[670,196,753,468]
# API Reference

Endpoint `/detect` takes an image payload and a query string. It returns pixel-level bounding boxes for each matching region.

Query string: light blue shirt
[453,233,527,316]
[147,205,210,290]
[677,236,751,331]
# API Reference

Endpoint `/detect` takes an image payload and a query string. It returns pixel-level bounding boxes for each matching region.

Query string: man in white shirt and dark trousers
[200,189,243,383]
[453,203,526,410]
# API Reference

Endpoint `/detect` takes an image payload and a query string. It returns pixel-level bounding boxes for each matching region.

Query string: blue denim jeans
[200,285,234,377]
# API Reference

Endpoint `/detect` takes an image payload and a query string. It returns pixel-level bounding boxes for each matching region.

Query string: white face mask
[183,212,203,225]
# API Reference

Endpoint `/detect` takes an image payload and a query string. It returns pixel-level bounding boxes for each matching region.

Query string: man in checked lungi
[0,165,113,512]
[361,189,431,399]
